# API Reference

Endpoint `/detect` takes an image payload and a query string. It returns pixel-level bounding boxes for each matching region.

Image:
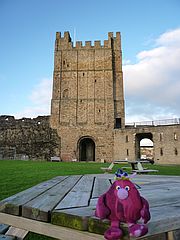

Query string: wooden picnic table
[0,174,180,240]
[114,160,158,174]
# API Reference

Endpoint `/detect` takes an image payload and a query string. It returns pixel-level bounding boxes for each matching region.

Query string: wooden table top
[0,174,180,238]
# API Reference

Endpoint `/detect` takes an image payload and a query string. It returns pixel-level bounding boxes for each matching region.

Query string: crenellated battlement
[55,31,121,50]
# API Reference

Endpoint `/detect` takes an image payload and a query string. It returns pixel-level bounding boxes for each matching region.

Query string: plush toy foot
[129,224,148,238]
[104,227,123,240]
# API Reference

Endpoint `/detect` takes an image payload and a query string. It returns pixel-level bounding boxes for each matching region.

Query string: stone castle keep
[0,31,180,164]
[50,31,125,162]
[50,31,180,164]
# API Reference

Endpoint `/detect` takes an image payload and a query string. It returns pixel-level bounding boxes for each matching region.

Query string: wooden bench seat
[0,224,28,240]
[131,161,159,174]
[101,162,114,172]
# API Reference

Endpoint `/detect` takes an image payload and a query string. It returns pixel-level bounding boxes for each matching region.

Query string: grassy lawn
[0,160,180,239]
[0,160,105,200]
[0,160,180,200]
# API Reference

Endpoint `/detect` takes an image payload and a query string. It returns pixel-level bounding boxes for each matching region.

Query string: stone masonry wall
[0,115,60,160]
[114,124,180,164]
[50,31,125,162]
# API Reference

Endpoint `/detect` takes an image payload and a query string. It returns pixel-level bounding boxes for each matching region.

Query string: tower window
[175,148,178,155]
[160,133,163,141]
[160,148,163,156]
[83,72,85,76]
[115,118,121,128]
[62,89,68,98]
[127,149,129,156]
[126,135,129,142]
[174,133,177,140]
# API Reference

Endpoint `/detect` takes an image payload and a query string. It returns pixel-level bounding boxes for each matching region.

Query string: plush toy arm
[140,196,151,224]
[95,193,110,219]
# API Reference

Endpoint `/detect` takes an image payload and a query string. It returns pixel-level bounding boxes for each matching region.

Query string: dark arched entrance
[79,138,95,161]
[135,133,154,160]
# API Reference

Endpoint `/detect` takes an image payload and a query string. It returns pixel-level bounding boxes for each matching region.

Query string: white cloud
[123,28,180,123]
[156,28,180,46]
[29,78,52,106]
[15,78,52,118]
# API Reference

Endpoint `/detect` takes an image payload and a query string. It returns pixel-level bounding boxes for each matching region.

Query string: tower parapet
[55,31,121,50]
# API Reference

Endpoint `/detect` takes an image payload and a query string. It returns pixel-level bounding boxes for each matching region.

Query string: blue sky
[0,0,180,122]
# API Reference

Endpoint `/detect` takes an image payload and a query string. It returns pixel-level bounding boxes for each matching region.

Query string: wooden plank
[142,192,180,208]
[88,216,111,236]
[55,175,95,210]
[101,162,114,172]
[173,229,180,240]
[5,226,28,239]
[88,203,180,237]
[52,206,95,230]
[22,175,82,222]
[91,177,111,198]
[89,198,98,207]
[88,216,129,237]
[132,169,159,173]
[140,183,180,192]
[138,181,180,189]
[0,176,67,216]
[89,217,169,240]
[167,231,174,240]
[149,196,180,208]
[0,212,104,240]
[0,234,15,240]
[139,184,180,209]
[146,204,180,237]
[114,160,128,163]
[139,183,180,196]
[138,233,167,240]
[133,176,180,186]
[0,224,9,234]
[0,224,14,240]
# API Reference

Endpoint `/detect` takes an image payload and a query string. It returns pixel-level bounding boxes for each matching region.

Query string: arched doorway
[79,137,95,162]
[140,138,154,160]
[135,133,154,160]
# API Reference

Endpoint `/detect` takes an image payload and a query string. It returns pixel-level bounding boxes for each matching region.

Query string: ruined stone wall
[114,124,180,164]
[1,114,179,164]
[0,115,60,160]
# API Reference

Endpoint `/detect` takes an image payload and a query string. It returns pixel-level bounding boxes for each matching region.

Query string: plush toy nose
[117,188,128,200]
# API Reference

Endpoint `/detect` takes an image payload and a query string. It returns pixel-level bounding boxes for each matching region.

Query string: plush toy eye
[125,186,130,191]
[116,185,121,190]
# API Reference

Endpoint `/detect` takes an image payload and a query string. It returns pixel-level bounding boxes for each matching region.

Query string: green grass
[0,160,104,200]
[0,160,180,200]
[0,160,180,240]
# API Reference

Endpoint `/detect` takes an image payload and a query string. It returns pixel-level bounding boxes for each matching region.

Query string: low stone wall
[0,115,60,161]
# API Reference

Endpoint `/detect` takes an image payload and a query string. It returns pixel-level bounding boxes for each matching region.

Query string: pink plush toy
[95,169,150,240]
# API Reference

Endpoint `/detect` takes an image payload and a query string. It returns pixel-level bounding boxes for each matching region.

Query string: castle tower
[50,31,125,162]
